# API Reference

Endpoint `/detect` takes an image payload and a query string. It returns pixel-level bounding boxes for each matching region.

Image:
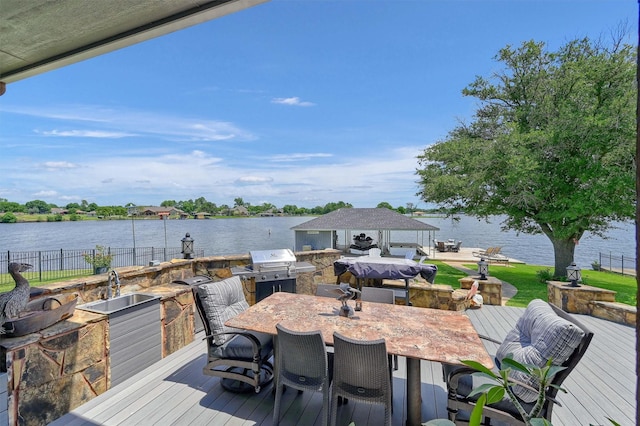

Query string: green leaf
[468,383,501,398]
[461,360,497,378]
[469,393,486,425]
[500,357,532,374]
[530,418,552,426]
[485,386,505,404]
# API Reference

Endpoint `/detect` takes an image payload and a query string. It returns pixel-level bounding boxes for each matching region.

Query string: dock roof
[290,208,439,231]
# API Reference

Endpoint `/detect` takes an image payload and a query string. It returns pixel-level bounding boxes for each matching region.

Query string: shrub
[535,268,553,283]
[0,212,17,223]
[82,245,113,269]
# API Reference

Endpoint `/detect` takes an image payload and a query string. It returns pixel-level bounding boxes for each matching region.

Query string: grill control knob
[274,274,279,279]
[261,275,267,281]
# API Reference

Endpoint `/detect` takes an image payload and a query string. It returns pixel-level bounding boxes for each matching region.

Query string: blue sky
[0,0,636,209]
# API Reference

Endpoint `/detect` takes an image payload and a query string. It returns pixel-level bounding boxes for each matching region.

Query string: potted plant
[83,245,113,274]
[591,260,601,271]
[462,357,561,425]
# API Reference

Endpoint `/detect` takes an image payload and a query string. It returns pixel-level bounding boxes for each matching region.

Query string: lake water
[0,215,634,268]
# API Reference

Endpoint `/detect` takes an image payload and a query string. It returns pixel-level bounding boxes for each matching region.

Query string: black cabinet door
[256,278,296,302]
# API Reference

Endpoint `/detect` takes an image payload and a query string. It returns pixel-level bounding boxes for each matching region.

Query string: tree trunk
[550,237,576,278]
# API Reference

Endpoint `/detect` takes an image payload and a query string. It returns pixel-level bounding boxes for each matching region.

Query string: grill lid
[249,249,296,269]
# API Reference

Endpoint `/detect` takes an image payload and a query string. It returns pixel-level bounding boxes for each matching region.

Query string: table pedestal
[406,358,421,426]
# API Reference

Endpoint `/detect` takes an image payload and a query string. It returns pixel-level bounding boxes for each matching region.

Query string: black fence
[597,252,636,277]
[0,247,205,286]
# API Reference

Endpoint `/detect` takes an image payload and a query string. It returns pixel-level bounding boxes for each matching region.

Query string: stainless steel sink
[78,293,160,315]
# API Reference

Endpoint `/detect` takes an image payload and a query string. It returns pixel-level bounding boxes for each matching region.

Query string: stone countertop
[226,292,493,367]
[1,283,193,351]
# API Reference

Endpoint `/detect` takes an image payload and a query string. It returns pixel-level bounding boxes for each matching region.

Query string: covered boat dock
[291,208,440,257]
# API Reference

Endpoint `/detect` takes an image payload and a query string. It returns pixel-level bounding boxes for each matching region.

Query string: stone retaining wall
[458,276,502,306]
[547,280,635,326]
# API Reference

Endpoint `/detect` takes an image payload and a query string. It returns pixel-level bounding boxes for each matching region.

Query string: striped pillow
[495,299,585,402]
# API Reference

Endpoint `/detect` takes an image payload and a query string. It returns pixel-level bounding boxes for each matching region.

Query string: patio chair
[330,332,392,426]
[486,247,510,264]
[451,241,462,252]
[369,247,382,257]
[361,287,398,371]
[436,241,447,252]
[273,323,332,426]
[472,246,496,258]
[193,276,274,393]
[442,300,593,425]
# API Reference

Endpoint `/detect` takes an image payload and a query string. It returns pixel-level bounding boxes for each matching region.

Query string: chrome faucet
[107,269,121,298]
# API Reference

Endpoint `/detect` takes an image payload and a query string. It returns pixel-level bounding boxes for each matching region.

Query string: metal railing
[0,247,205,286]
[597,252,636,277]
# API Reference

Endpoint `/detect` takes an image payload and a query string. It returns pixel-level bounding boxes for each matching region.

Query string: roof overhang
[0,0,269,89]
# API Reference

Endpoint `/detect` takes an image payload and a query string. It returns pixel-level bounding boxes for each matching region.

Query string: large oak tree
[416,36,636,276]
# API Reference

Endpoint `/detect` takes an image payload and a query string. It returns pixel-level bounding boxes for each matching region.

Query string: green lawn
[0,271,94,293]
[427,261,469,287]
[461,263,637,308]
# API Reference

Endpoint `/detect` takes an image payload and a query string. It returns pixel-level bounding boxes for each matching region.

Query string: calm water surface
[0,215,634,268]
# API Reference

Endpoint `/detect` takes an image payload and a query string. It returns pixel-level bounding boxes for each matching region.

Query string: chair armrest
[478,334,502,344]
[444,365,479,390]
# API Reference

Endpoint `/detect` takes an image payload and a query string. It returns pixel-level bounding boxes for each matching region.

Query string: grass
[426,261,468,287]
[0,271,94,293]
[462,263,637,308]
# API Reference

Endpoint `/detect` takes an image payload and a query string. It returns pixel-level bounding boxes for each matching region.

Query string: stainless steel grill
[232,249,314,302]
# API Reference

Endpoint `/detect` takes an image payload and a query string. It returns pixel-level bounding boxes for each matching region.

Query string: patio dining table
[225,292,493,426]
[333,256,437,305]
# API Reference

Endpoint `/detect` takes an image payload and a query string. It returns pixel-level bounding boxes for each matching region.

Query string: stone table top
[225,292,493,367]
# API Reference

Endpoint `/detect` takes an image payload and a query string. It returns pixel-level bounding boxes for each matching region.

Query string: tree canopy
[416,35,636,276]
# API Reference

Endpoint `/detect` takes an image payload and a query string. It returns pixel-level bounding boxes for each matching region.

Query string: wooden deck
[50,305,636,426]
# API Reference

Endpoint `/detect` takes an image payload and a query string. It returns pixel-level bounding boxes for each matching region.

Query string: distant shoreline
[2,213,447,223]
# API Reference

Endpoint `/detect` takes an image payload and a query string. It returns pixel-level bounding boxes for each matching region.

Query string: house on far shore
[231,206,249,216]
[138,206,187,219]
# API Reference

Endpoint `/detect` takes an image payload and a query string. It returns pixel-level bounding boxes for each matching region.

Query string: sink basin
[78,293,160,315]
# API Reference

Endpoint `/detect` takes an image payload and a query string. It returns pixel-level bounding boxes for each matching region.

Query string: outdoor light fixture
[566,262,581,287]
[477,258,488,280]
[181,233,194,259]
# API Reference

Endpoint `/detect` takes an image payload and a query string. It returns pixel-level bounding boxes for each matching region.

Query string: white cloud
[34,190,58,197]
[5,104,255,143]
[37,129,136,138]
[271,97,315,107]
[265,153,333,162]
[236,176,274,185]
[40,161,79,170]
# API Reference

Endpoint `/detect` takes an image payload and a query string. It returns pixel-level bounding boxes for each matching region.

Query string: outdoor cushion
[197,276,250,346]
[209,331,274,360]
[495,299,585,402]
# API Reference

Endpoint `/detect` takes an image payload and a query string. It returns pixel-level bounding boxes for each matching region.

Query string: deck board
[50,305,636,426]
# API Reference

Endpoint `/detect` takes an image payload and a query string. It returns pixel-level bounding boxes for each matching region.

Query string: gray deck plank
[50,305,636,426]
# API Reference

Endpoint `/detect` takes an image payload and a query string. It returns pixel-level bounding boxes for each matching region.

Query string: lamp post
[181,233,194,259]
[566,262,582,287]
[477,258,488,280]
